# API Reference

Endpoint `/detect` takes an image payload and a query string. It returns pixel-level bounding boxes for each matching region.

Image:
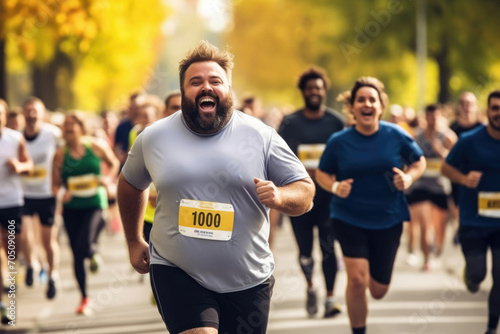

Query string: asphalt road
[7,217,492,334]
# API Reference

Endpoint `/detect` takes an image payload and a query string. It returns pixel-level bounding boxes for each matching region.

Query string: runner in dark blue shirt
[316,77,426,334]
[442,90,500,334]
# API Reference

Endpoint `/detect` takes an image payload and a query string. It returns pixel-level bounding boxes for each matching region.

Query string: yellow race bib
[297,144,326,170]
[67,174,99,198]
[22,164,47,184]
[423,158,443,177]
[478,192,500,218]
[178,199,234,241]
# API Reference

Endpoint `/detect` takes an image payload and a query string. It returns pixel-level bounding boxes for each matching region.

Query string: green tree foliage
[2,0,169,111]
[226,0,500,111]
[226,0,345,109]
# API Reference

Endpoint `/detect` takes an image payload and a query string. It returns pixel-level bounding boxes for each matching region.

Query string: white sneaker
[406,253,419,267]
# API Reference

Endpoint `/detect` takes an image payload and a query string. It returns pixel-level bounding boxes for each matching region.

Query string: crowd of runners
[0,41,499,334]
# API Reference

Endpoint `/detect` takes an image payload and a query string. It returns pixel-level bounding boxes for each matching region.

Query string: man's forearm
[277,178,315,217]
[441,162,466,185]
[117,174,148,244]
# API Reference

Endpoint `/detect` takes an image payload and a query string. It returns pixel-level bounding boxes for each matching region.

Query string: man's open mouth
[198,97,217,112]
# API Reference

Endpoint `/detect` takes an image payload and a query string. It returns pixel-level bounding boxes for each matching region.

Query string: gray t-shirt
[122,110,309,292]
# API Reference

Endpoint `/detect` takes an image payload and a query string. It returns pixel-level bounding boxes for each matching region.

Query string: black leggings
[63,208,105,298]
[460,227,500,316]
[290,187,337,291]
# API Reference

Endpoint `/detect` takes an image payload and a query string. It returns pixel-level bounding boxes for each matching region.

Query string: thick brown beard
[182,92,234,134]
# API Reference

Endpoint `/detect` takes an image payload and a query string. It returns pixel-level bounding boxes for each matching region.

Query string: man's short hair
[178,41,234,91]
[425,104,442,113]
[164,90,181,108]
[23,96,45,109]
[139,95,164,116]
[487,90,500,107]
[297,66,330,91]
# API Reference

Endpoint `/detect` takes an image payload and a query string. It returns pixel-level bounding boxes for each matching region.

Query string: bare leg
[41,224,60,279]
[369,278,389,300]
[20,216,35,269]
[418,202,434,270]
[343,256,369,328]
[433,205,449,258]
[408,204,423,267]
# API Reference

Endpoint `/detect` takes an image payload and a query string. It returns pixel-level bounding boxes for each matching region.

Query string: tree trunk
[33,64,57,110]
[435,37,450,104]
[0,38,6,101]
[33,49,74,110]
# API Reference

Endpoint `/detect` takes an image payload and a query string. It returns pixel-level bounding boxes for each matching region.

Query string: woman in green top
[52,113,119,315]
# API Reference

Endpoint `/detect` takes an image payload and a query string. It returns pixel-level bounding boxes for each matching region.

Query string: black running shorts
[406,189,449,210]
[150,264,274,334]
[22,197,57,226]
[0,206,23,234]
[333,219,402,285]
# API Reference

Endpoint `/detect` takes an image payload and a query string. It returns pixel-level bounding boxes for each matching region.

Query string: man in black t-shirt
[278,66,344,318]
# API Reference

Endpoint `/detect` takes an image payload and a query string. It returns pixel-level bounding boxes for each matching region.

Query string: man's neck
[302,106,325,120]
[459,113,478,127]
[25,123,41,137]
[487,125,500,140]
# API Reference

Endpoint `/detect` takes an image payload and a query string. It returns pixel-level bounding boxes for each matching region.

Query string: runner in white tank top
[0,99,33,324]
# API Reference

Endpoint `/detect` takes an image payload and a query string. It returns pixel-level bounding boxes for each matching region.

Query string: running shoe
[306,287,318,316]
[406,253,419,267]
[463,267,480,293]
[76,297,91,315]
[323,300,341,318]
[90,254,102,274]
[1,304,9,325]
[39,267,48,284]
[485,329,497,334]
[46,278,60,300]
[25,266,34,287]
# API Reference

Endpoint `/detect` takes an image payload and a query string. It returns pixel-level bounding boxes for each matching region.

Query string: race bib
[178,199,234,241]
[423,158,442,177]
[478,192,500,218]
[67,174,99,198]
[22,164,47,185]
[297,144,326,169]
